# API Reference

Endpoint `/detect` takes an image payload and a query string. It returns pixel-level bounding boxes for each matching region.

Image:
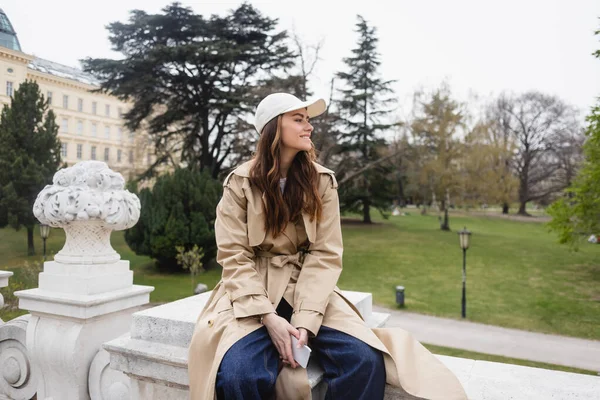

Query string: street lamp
[457,226,471,319]
[40,224,50,261]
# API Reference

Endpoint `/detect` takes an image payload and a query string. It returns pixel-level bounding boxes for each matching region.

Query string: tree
[494,92,579,215]
[547,102,600,247]
[82,2,295,180]
[335,15,398,223]
[0,80,61,255]
[176,244,205,293]
[461,114,518,210]
[547,22,600,246]
[410,86,465,231]
[125,168,222,272]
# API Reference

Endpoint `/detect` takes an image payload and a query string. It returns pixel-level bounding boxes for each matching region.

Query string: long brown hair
[249,114,323,238]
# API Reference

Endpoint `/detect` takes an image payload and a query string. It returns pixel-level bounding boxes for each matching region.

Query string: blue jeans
[216,299,386,400]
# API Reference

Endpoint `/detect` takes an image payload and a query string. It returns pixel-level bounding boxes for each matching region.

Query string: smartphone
[290,334,312,368]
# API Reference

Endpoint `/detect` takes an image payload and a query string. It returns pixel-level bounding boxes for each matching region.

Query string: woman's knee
[217,334,278,391]
[354,341,385,372]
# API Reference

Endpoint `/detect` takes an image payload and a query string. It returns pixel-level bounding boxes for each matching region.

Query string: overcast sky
[3,0,600,120]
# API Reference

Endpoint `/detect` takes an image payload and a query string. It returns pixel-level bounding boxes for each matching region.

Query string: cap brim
[282,98,327,119]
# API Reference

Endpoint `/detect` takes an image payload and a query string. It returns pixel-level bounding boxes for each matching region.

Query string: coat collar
[230,159,335,178]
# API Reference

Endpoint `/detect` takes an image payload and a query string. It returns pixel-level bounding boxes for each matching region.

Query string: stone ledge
[105,290,390,395]
[103,290,600,399]
[15,284,154,319]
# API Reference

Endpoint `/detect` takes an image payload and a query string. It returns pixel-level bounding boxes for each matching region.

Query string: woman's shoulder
[312,161,338,190]
[222,160,253,187]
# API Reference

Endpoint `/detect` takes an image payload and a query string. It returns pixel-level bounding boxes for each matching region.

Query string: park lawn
[1,212,599,341]
[338,212,600,340]
[422,343,598,376]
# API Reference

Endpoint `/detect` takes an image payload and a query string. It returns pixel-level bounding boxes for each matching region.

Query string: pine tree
[0,80,62,255]
[335,15,398,223]
[82,2,295,180]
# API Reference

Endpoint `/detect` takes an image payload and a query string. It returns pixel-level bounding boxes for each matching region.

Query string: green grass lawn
[1,212,599,342]
[339,212,599,340]
[422,343,598,376]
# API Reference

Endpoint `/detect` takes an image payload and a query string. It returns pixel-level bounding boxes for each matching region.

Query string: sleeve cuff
[291,310,323,337]
[232,294,275,319]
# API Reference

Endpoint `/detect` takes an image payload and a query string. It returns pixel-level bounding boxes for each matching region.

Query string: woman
[188,93,467,400]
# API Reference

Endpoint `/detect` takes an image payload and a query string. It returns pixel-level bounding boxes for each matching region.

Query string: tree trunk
[502,203,509,214]
[440,202,450,231]
[518,201,529,216]
[396,175,405,207]
[362,198,372,224]
[27,225,35,256]
[518,164,530,216]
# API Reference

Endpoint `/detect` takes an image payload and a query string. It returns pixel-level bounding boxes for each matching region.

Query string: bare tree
[494,91,580,215]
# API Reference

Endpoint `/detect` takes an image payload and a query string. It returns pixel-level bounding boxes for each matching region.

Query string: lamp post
[40,224,50,261]
[457,226,471,319]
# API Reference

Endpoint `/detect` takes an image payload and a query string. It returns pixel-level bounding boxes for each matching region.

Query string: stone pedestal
[14,161,154,400]
[0,271,13,312]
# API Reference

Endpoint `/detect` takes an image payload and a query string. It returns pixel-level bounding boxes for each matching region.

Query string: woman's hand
[262,313,299,368]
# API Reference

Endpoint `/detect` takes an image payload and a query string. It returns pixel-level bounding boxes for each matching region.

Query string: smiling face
[279,108,314,153]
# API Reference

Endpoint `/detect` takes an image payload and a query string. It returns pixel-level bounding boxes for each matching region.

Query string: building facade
[0,8,154,182]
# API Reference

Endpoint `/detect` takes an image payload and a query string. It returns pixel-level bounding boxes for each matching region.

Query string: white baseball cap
[254,93,327,134]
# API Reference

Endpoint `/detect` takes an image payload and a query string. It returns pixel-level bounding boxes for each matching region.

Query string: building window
[117,127,123,141]
[6,81,13,96]
[92,101,97,115]
[61,118,68,133]
[91,123,97,137]
[129,131,134,142]
[77,121,83,135]
[61,143,67,158]
[105,104,110,117]
[129,150,134,164]
[147,152,152,165]
[77,144,83,159]
[91,146,97,160]
[77,98,83,112]
[63,95,69,109]
[104,126,110,139]
[117,107,123,117]
[104,147,109,162]
[47,91,53,105]
[117,149,122,163]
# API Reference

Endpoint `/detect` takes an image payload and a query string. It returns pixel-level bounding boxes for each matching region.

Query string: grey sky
[4,0,600,120]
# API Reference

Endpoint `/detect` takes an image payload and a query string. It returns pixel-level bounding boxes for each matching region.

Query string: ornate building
[0,8,153,181]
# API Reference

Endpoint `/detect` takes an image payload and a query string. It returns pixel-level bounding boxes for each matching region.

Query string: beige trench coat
[188,160,467,400]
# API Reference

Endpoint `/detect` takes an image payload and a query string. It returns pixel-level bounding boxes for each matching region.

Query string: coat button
[208,320,214,327]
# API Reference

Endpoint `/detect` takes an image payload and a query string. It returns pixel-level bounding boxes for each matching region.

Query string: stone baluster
[14,161,154,400]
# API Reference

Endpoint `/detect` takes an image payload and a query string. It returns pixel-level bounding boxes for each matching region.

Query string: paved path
[374,305,600,372]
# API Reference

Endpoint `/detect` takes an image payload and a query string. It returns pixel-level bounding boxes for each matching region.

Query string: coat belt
[255,249,308,268]
[254,249,309,306]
